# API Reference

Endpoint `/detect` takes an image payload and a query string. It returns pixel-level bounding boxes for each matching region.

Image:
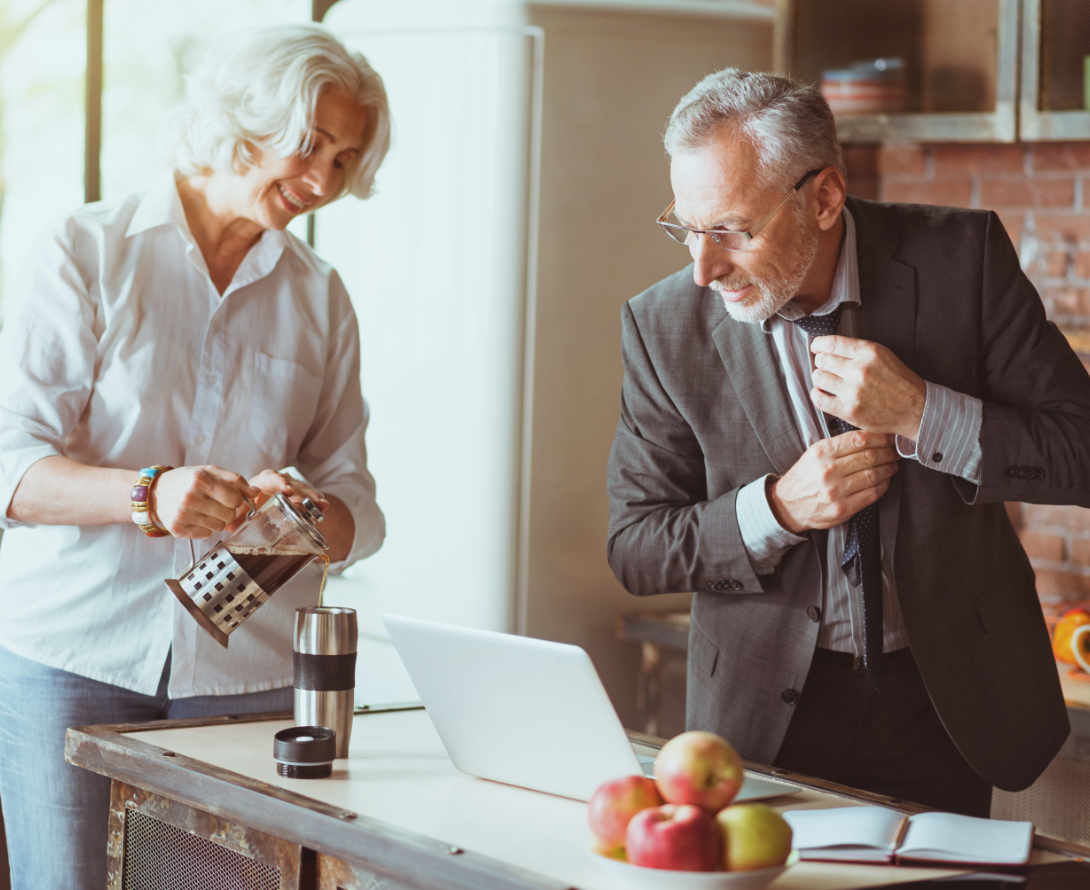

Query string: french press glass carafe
[166,494,328,647]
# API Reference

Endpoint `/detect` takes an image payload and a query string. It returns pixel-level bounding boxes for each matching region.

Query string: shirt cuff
[736,474,807,575]
[895,381,982,484]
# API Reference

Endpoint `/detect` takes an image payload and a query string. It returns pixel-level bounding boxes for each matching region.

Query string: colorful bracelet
[130,465,173,538]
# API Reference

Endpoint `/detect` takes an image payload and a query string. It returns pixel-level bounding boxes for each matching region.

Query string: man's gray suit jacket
[607,195,1090,792]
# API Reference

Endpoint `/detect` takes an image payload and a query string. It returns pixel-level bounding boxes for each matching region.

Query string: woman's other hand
[152,466,260,538]
[247,468,329,514]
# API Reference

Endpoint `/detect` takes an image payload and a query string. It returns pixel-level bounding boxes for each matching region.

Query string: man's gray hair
[664,68,843,187]
[173,24,391,200]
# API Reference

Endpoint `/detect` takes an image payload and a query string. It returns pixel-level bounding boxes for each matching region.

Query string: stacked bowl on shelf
[820,58,906,116]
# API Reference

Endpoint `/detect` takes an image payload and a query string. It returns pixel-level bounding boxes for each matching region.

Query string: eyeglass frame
[656,167,823,251]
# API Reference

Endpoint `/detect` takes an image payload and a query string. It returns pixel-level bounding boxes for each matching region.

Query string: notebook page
[783,805,905,858]
[898,812,1033,864]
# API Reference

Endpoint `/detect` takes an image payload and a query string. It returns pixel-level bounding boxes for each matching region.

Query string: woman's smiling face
[236,86,368,230]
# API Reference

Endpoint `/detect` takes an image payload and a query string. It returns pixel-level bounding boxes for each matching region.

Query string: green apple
[715,803,793,871]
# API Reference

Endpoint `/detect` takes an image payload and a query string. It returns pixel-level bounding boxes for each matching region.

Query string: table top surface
[112,708,1066,890]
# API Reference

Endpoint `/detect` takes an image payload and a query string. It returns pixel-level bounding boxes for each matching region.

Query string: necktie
[792,307,883,675]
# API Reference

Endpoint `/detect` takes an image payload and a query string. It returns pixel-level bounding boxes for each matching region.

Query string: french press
[166,494,329,648]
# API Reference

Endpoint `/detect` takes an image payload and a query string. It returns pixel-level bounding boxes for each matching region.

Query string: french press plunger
[166,494,329,648]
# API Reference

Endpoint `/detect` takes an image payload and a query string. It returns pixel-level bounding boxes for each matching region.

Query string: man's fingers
[810,334,870,357]
[841,460,899,497]
[844,443,899,473]
[811,368,845,394]
[812,351,854,373]
[823,429,894,455]
[838,478,892,521]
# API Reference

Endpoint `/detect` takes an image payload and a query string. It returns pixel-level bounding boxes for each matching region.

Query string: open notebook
[783,805,1034,866]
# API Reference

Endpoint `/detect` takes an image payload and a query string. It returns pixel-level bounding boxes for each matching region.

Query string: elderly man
[606,68,1090,817]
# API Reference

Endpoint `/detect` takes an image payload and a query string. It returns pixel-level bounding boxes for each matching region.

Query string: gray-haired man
[607,68,1090,816]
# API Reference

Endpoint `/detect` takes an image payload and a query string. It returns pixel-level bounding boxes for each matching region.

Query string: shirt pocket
[244,352,323,467]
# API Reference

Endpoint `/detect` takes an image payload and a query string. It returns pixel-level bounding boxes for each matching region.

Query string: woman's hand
[247,469,329,515]
[152,466,260,538]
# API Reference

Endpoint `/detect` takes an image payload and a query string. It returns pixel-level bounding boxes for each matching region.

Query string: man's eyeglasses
[656,168,823,251]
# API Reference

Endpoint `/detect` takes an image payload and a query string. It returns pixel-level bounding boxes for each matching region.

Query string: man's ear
[813,167,847,232]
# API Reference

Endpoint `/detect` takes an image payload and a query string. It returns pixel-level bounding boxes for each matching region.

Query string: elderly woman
[0,24,389,888]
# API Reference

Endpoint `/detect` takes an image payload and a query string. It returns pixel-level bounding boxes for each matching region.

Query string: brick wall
[844,142,1090,620]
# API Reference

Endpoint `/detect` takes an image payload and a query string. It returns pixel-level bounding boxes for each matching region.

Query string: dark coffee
[228,547,314,595]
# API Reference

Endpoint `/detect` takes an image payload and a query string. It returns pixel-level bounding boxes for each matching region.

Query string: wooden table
[66,706,1085,890]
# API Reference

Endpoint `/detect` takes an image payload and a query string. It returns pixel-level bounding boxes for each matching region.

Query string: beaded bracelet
[130,465,174,538]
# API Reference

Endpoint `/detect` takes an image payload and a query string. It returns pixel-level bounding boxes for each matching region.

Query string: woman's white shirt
[0,176,384,696]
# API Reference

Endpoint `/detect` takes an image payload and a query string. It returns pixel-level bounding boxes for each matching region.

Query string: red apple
[587,775,664,856]
[653,730,744,811]
[625,804,723,871]
[716,803,793,871]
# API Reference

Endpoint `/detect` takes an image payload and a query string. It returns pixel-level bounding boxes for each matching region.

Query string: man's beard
[711,209,820,324]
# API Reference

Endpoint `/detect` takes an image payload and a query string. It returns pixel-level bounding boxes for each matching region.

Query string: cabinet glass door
[777,0,1018,142]
[1020,0,1090,139]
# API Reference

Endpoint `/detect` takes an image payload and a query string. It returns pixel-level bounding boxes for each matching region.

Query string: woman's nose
[303,161,334,198]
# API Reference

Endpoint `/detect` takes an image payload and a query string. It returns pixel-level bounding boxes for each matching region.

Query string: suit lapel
[711,312,806,474]
[851,198,917,376]
[848,198,918,560]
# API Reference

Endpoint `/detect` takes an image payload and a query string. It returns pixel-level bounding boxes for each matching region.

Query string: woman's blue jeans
[0,646,291,890]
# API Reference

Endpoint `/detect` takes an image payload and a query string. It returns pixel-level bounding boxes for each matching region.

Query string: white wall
[519,5,773,727]
[318,0,539,703]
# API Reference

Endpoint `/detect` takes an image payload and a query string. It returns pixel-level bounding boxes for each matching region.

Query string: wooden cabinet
[1021,0,1090,138]
[776,0,1090,142]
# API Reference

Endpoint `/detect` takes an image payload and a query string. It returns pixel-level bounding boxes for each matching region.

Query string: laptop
[382,613,801,803]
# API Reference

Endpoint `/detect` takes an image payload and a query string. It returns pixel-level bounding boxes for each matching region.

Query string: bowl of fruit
[588,731,795,889]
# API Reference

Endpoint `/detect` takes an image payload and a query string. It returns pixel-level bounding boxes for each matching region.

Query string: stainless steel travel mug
[293,606,357,758]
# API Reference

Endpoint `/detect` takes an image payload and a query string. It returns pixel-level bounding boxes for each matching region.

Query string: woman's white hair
[173,23,391,200]
[664,68,843,188]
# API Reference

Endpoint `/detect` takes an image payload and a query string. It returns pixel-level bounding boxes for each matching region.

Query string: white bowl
[590,850,797,890]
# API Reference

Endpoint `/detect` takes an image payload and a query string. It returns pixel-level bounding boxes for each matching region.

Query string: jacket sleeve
[606,301,767,597]
[956,211,1090,506]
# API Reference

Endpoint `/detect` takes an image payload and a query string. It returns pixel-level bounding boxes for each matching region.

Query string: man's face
[669,132,820,324]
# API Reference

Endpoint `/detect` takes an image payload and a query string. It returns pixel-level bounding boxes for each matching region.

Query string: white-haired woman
[0,24,390,888]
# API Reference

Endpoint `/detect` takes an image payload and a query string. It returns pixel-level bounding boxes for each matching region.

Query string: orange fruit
[1052,608,1090,665]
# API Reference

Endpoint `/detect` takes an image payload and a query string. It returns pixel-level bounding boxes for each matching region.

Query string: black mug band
[293,651,357,691]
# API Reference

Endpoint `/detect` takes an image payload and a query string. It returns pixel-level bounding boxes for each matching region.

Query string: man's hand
[153,466,260,538]
[810,335,926,440]
[769,430,899,534]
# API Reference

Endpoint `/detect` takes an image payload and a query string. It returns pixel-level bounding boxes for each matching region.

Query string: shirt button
[806,605,821,622]
[931,451,943,463]
[781,688,800,704]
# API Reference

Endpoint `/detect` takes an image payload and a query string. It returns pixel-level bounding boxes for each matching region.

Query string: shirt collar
[763,206,860,329]
[125,173,288,293]
[125,174,189,239]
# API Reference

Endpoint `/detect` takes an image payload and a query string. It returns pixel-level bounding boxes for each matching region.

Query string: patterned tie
[792,306,883,675]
